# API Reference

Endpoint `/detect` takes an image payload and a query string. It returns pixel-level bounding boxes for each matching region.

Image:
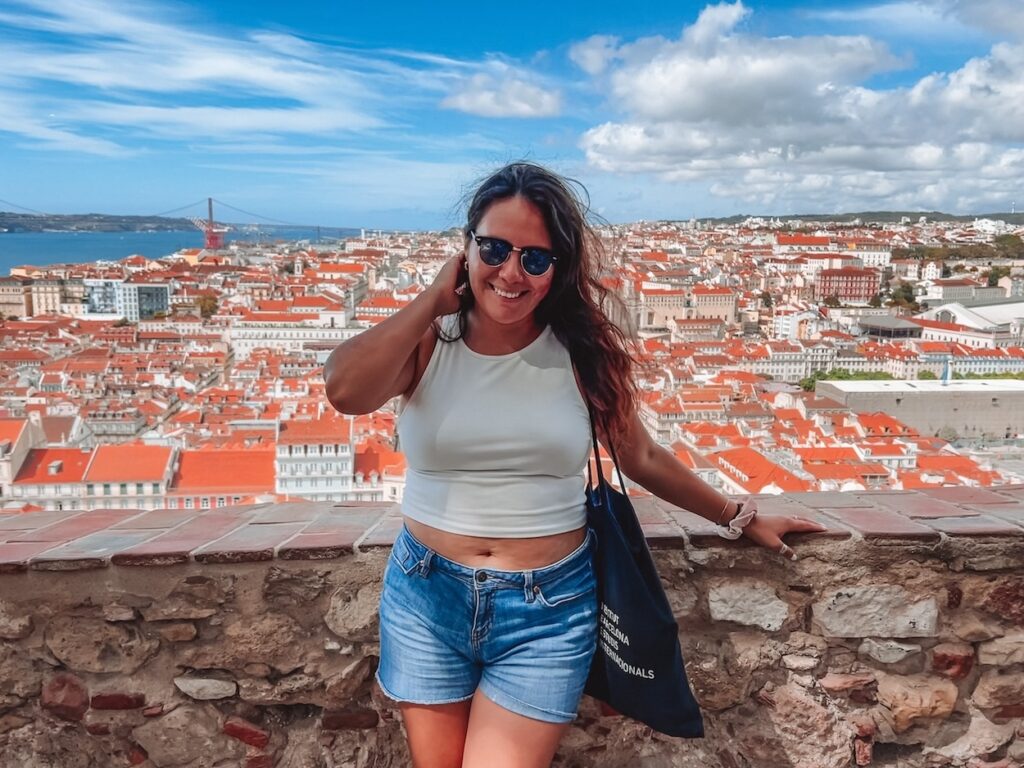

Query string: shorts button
[475,571,488,583]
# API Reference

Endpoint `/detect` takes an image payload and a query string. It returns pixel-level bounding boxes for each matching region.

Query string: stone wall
[1,489,1024,768]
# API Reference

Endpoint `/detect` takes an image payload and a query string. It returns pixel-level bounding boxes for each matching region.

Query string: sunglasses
[469,231,557,277]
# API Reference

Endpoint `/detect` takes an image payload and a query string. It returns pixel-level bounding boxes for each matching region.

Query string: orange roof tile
[279,414,352,445]
[83,444,174,482]
[171,448,276,494]
[14,448,92,484]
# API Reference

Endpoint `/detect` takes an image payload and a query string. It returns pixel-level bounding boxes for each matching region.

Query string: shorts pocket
[533,561,595,609]
[390,534,422,576]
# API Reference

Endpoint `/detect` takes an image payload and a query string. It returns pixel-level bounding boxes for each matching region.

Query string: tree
[918,370,938,380]
[994,234,1024,257]
[823,295,842,308]
[988,266,1011,287]
[760,291,773,309]
[868,293,883,308]
[195,295,218,318]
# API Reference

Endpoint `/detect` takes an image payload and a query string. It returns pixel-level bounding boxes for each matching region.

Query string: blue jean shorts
[376,524,598,724]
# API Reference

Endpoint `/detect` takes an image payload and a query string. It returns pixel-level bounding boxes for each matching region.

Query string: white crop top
[397,316,591,538]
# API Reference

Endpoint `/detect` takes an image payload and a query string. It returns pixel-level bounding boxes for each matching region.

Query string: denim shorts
[376,524,598,724]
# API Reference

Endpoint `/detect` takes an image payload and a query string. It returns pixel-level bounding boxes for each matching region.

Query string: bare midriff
[403,516,587,570]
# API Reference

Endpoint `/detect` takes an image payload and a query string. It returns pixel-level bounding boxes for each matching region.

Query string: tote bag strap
[586,405,628,494]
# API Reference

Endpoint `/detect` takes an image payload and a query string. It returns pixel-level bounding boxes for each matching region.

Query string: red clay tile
[989,487,1024,501]
[193,522,306,563]
[786,491,877,509]
[920,487,1018,506]
[633,498,670,525]
[109,508,197,530]
[817,506,940,541]
[0,510,77,533]
[7,509,141,543]
[301,509,388,536]
[965,503,1024,530]
[30,531,159,569]
[873,493,979,519]
[251,501,320,524]
[0,541,61,573]
[112,513,245,566]
[356,514,403,550]
[919,515,1024,537]
[663,507,720,536]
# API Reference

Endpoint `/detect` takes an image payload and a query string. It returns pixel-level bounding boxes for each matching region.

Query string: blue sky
[1,0,1023,229]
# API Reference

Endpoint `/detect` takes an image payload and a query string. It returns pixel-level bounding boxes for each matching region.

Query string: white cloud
[569,35,620,76]
[0,0,554,155]
[578,2,1024,212]
[931,0,1024,40]
[442,70,561,118]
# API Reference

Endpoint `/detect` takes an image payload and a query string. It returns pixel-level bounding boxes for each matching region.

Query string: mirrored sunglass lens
[478,238,510,265]
[522,249,552,275]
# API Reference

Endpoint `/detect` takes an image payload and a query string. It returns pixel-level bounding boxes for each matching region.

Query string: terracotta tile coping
[0,487,1020,572]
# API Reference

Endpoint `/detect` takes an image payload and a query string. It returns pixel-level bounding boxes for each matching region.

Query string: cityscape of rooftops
[2,0,1024,511]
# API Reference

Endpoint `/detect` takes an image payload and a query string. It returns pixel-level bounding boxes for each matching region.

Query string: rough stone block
[819,672,877,696]
[325,583,384,641]
[932,642,975,679]
[926,711,1017,764]
[859,637,922,664]
[979,633,1024,666]
[812,586,938,638]
[44,616,158,674]
[876,673,958,733]
[40,673,89,722]
[973,671,1024,709]
[174,677,238,701]
[707,579,790,631]
[0,602,32,640]
[156,621,197,642]
[134,705,245,767]
[982,579,1024,625]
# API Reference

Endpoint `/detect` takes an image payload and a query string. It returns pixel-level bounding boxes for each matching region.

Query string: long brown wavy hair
[440,162,638,439]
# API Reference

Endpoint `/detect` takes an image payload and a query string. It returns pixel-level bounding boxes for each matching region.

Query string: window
[136,482,144,495]
[152,483,159,494]
[185,497,193,509]
[201,497,210,509]
[119,483,128,495]
[103,483,111,496]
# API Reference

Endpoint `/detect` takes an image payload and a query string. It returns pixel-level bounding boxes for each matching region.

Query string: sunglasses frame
[468,231,558,277]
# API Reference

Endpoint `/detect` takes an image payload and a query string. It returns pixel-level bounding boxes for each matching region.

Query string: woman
[324,163,824,768]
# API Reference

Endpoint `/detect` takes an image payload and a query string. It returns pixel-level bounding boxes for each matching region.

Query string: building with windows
[276,414,353,501]
[816,267,881,303]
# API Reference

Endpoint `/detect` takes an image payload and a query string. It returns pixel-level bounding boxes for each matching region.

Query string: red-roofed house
[352,436,407,503]
[169,447,276,509]
[9,447,93,511]
[277,414,354,501]
[0,415,47,498]
[709,447,812,494]
[82,443,176,510]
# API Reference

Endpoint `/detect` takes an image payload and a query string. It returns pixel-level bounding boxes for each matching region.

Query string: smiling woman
[322,162,824,768]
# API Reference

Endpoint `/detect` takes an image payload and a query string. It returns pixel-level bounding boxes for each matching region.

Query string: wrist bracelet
[717,496,758,540]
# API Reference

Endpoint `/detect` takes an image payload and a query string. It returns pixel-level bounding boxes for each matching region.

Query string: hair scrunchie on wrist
[717,496,758,540]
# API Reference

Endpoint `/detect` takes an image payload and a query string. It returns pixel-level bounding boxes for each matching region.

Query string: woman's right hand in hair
[426,255,468,317]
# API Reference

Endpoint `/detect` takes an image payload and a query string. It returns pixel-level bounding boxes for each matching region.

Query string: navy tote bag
[583,420,705,738]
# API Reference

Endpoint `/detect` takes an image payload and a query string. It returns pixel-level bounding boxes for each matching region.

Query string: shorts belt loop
[524,571,536,603]
[418,550,434,577]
